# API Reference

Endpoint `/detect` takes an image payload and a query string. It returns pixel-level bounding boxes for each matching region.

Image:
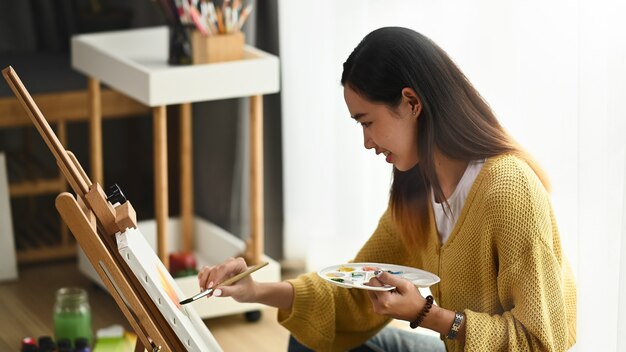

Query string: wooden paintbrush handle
[217,261,268,288]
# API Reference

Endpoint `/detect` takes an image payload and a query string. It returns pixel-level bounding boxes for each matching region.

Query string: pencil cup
[191,31,245,64]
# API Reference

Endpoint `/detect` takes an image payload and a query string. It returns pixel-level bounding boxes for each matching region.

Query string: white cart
[71,26,281,319]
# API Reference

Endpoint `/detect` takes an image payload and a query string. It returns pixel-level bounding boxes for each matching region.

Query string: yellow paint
[337,266,355,272]
[157,265,181,309]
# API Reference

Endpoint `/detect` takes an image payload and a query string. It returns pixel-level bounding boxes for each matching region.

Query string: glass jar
[53,287,93,348]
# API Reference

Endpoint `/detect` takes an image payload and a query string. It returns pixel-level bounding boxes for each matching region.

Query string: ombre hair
[341,27,549,248]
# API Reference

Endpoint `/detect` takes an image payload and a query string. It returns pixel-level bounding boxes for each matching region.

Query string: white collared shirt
[432,159,485,244]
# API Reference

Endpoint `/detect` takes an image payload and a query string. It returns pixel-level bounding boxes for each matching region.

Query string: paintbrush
[179,261,268,305]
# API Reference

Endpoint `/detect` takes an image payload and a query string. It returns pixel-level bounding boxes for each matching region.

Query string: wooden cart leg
[153,106,169,268]
[180,103,193,252]
[88,78,103,185]
[245,95,264,264]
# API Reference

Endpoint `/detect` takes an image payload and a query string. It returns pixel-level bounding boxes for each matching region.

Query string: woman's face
[343,86,420,171]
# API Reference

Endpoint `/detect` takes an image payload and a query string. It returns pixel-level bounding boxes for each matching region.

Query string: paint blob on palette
[317,263,440,291]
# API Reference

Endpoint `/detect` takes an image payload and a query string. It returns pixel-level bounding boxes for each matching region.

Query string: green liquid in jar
[54,310,92,347]
[53,287,93,348]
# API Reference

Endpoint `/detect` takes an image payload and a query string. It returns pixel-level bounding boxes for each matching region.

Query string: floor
[0,260,428,351]
[0,260,290,351]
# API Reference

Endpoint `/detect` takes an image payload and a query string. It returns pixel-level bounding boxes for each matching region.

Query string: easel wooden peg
[84,183,122,235]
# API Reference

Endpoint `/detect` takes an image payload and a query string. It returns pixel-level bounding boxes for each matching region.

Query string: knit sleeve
[462,244,571,351]
[460,157,575,351]
[277,209,410,352]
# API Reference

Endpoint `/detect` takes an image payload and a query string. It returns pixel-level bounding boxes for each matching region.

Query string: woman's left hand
[366,271,426,322]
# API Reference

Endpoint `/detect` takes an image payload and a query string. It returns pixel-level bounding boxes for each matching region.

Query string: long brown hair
[341,27,549,248]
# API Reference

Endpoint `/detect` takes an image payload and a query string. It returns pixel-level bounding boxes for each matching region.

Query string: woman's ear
[401,87,422,118]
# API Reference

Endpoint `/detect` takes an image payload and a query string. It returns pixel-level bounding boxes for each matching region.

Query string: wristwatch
[446,312,464,340]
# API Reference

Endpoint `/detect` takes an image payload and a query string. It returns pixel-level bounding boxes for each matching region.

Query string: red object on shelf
[169,251,197,275]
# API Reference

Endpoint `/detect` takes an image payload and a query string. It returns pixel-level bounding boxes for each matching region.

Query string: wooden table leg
[88,78,103,185]
[180,103,193,252]
[246,95,264,264]
[153,106,169,268]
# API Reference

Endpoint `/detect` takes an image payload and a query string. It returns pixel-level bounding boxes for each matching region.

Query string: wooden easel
[3,66,189,351]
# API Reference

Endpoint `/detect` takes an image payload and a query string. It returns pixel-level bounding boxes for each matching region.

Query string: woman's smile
[382,151,392,163]
[376,149,393,163]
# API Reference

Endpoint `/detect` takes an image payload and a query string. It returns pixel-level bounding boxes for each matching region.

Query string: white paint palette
[318,263,440,291]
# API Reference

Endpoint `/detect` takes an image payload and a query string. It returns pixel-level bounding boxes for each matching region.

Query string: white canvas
[0,153,18,282]
[116,227,222,351]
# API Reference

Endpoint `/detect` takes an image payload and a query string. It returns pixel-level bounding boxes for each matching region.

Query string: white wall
[577,1,626,350]
[279,1,392,270]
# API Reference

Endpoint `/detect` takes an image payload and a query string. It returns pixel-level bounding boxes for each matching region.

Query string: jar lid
[56,287,88,303]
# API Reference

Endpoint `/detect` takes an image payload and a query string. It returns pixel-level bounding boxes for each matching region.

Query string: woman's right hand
[197,257,258,303]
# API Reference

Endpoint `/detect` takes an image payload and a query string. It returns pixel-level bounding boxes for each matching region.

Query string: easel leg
[134,340,145,352]
[57,122,70,247]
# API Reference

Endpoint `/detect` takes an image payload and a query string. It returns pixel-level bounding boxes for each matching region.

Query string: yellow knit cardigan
[278,155,577,351]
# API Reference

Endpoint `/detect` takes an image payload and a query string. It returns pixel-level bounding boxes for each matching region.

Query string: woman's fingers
[197,257,249,291]
[209,257,248,289]
[365,272,426,321]
[198,265,214,290]
[374,271,410,292]
[365,274,384,287]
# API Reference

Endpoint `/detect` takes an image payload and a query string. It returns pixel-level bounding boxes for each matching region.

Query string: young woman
[198,27,576,352]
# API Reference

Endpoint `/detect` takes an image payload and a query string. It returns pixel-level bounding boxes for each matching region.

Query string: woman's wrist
[254,281,294,310]
[409,295,434,329]
[420,305,466,342]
